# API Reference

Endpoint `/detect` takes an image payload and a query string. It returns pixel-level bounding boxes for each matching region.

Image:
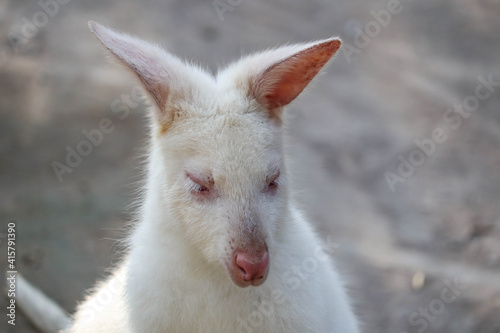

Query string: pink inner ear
[257,39,341,111]
[136,72,169,110]
[111,42,170,110]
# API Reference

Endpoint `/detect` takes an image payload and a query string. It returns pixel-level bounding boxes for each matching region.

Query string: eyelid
[186,172,213,189]
[267,169,281,183]
[186,177,204,192]
[187,172,204,185]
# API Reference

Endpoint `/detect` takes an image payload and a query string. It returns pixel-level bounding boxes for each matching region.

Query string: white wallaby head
[89,21,341,288]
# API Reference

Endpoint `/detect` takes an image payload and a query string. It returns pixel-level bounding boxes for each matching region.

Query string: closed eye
[268,180,279,189]
[189,181,209,193]
[266,169,280,192]
[186,172,213,196]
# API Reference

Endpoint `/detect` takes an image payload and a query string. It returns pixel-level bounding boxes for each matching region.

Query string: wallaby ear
[88,21,173,112]
[256,39,341,111]
[220,38,341,120]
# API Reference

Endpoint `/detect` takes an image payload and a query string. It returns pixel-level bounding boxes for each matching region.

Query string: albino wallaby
[68,21,360,333]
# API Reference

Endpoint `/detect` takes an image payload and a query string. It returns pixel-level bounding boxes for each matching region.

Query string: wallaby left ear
[255,38,341,113]
[221,38,341,119]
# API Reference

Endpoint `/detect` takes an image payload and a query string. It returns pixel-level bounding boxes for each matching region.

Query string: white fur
[69,22,359,333]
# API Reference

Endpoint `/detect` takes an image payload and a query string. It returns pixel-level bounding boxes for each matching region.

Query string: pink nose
[234,250,269,282]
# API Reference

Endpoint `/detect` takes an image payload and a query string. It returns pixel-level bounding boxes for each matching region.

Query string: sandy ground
[1,0,500,332]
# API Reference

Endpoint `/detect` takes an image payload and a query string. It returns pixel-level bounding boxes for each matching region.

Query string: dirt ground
[1,0,499,332]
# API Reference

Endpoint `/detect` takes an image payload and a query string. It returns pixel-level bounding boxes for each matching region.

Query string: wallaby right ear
[218,38,341,121]
[88,21,201,130]
[89,22,172,111]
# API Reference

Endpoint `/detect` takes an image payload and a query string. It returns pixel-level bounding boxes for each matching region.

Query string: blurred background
[1,0,499,332]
